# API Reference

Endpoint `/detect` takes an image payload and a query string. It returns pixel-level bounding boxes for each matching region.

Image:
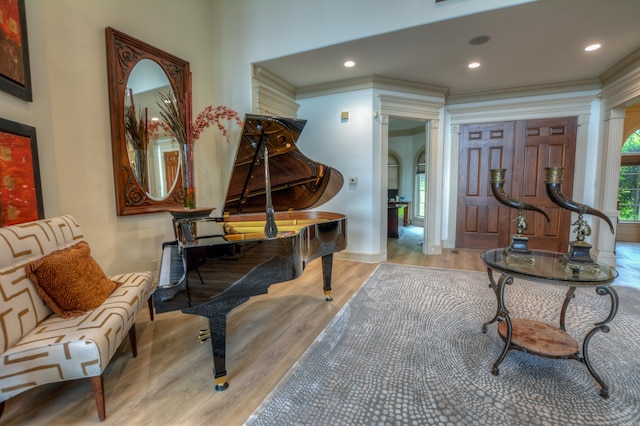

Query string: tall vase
[182,143,196,209]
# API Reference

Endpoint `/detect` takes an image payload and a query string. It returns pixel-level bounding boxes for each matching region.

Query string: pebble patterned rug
[246,263,640,426]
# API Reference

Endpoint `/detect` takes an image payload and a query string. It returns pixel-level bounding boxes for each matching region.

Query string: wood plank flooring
[2,227,637,425]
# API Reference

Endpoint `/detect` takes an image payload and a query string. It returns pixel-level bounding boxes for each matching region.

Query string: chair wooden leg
[91,375,106,421]
[147,296,154,321]
[128,325,137,358]
[0,400,5,419]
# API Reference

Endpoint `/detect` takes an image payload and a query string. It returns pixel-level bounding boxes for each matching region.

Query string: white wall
[297,90,377,257]
[208,0,534,213]
[1,0,214,275]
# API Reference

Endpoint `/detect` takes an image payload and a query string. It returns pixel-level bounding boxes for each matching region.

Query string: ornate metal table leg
[491,273,514,376]
[482,269,500,333]
[559,287,576,331]
[581,285,618,398]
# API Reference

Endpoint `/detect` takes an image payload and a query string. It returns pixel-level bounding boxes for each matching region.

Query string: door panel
[456,117,577,251]
[512,117,576,252]
[164,151,180,193]
[456,122,514,249]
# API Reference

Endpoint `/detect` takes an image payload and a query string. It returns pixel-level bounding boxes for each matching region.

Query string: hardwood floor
[386,226,486,271]
[2,259,377,425]
[3,227,637,425]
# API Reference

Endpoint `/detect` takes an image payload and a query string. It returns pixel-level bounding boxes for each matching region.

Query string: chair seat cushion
[0,271,154,403]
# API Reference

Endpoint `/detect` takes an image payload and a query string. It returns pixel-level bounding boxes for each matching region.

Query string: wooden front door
[164,151,180,192]
[456,122,515,249]
[511,117,577,251]
[456,117,577,251]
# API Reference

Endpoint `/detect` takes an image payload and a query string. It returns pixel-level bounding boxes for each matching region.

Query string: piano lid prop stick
[259,123,278,238]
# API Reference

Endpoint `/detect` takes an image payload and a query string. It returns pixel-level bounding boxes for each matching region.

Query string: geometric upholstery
[0,215,155,414]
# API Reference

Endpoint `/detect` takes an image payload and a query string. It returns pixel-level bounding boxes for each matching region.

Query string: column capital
[604,108,627,121]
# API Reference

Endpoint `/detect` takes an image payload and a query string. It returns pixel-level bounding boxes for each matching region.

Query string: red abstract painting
[0,121,42,226]
[0,0,31,101]
[0,0,25,85]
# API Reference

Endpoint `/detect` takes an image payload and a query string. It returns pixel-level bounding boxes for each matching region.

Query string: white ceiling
[255,0,640,100]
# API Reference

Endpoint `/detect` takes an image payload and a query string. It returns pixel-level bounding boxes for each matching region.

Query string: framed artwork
[0,0,32,101]
[0,117,43,226]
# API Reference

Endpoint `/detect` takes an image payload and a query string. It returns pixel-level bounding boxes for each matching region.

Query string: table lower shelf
[498,318,579,357]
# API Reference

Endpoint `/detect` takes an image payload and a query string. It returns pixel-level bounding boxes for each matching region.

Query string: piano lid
[223,114,344,214]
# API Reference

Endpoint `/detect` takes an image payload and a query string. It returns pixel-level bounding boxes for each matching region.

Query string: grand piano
[154,114,347,391]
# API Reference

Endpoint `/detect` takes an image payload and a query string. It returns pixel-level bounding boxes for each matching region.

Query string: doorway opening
[387,117,426,255]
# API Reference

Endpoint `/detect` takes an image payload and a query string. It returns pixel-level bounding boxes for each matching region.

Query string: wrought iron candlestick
[544,167,615,269]
[490,169,551,262]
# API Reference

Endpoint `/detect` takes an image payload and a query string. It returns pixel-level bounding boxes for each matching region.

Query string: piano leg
[208,315,230,391]
[190,253,336,391]
[322,254,333,301]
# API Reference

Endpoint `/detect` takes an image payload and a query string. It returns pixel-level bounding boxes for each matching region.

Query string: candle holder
[544,167,615,271]
[490,169,551,263]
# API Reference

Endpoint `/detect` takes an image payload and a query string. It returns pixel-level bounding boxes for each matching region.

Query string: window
[618,129,640,222]
[415,150,426,218]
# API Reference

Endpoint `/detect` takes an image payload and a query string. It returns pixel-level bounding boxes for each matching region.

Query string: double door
[456,117,577,251]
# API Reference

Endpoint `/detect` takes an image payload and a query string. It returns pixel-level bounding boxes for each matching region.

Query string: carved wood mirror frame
[105,27,189,215]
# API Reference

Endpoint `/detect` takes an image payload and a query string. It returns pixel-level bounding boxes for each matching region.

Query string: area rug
[246,263,640,425]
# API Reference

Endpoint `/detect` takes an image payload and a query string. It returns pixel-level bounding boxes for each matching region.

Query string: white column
[595,108,625,266]
[423,119,443,255]
[572,114,590,204]
[379,114,389,261]
[446,124,460,249]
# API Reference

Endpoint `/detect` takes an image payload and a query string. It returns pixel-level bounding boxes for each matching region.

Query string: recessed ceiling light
[585,43,601,52]
[468,62,480,69]
[344,60,355,68]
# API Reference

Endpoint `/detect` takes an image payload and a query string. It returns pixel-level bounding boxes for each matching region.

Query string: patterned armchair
[0,215,155,421]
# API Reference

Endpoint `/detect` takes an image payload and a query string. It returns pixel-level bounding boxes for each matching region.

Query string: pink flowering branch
[192,105,243,141]
[156,91,242,145]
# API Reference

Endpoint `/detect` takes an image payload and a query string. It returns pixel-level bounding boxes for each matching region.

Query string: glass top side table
[480,248,619,398]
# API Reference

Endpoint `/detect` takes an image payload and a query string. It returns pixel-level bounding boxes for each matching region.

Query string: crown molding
[447,92,597,124]
[296,75,449,100]
[599,47,640,87]
[599,66,640,110]
[446,79,601,105]
[378,93,444,121]
[252,81,300,117]
[253,66,297,99]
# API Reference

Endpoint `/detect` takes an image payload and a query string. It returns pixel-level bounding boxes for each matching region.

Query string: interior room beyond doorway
[387,117,427,253]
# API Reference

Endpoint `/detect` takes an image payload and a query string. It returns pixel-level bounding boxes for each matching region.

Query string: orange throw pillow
[26,241,121,319]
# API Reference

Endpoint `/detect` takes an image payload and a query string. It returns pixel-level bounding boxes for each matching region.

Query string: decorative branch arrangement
[123,90,149,191]
[155,91,242,146]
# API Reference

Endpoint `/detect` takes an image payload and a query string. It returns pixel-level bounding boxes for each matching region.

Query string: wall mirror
[106,27,190,215]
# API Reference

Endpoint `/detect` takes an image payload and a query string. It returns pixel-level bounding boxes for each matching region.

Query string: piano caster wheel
[324,291,333,301]
[215,379,229,391]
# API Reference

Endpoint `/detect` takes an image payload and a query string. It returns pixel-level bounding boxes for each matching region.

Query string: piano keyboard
[155,241,186,302]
